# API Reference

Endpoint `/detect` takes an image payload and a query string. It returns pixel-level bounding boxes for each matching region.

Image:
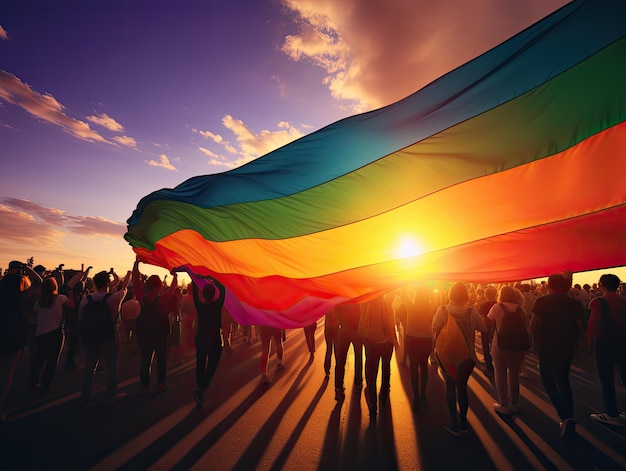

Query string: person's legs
[29,334,47,386]
[594,340,618,416]
[81,344,100,400]
[380,341,393,395]
[324,328,335,374]
[405,335,420,402]
[334,330,349,391]
[415,337,432,398]
[41,329,64,391]
[195,335,209,389]
[260,328,271,376]
[508,351,525,407]
[155,342,168,385]
[482,324,494,372]
[103,339,120,396]
[304,324,316,353]
[456,359,476,424]
[364,340,382,414]
[201,332,223,391]
[540,350,574,421]
[139,343,154,388]
[492,347,509,405]
[553,349,575,420]
[0,349,23,417]
[444,373,458,424]
[352,335,363,387]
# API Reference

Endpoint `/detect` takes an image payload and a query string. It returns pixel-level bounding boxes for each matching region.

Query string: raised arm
[132,257,144,301]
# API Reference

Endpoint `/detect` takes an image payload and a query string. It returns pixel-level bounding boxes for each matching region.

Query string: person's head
[39,276,59,308]
[547,273,571,295]
[73,281,85,296]
[599,274,621,292]
[485,286,497,301]
[33,265,47,277]
[202,283,216,301]
[448,282,469,304]
[145,274,163,293]
[41,276,58,295]
[498,285,519,304]
[93,271,110,289]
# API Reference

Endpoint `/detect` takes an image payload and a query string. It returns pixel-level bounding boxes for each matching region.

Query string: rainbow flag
[126,0,626,327]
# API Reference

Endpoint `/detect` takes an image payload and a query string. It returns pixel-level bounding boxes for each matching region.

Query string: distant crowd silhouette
[1,257,625,442]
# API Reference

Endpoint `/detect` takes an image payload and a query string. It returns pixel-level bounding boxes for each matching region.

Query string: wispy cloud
[0,198,126,250]
[279,0,569,111]
[0,25,8,40]
[193,117,304,168]
[0,70,112,144]
[113,135,139,149]
[86,112,124,132]
[145,154,177,171]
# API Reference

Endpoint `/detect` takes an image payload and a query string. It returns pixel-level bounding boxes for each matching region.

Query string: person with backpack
[433,282,487,437]
[132,257,178,394]
[529,272,585,439]
[78,268,131,406]
[487,285,530,416]
[586,273,626,427]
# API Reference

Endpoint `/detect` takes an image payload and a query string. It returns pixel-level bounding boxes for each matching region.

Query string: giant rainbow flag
[126,0,626,327]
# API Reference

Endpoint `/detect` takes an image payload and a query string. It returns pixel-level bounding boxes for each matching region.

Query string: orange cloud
[0,70,111,144]
[279,0,570,110]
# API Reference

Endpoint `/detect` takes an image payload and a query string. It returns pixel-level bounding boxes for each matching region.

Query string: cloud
[0,25,8,40]
[112,135,139,149]
[146,154,177,171]
[86,112,125,132]
[279,0,570,110]
[0,70,111,143]
[194,116,305,168]
[0,199,126,250]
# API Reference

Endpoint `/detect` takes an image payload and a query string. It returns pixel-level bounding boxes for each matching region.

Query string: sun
[395,236,422,259]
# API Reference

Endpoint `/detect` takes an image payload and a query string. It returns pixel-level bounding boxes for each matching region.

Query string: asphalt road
[1,322,625,470]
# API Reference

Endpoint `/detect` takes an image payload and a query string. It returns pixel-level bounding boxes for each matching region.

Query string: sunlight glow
[395,236,422,260]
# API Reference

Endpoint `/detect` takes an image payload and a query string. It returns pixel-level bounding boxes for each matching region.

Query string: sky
[3,0,618,287]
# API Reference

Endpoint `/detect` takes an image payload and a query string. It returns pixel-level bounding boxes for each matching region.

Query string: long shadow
[114,345,271,470]
[318,391,344,470]
[271,377,329,470]
[229,357,315,471]
[118,384,269,471]
[339,386,363,469]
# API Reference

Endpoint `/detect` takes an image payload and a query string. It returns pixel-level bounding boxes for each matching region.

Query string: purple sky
[5,0,595,283]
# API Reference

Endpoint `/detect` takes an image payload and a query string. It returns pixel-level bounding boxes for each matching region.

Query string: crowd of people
[1,257,625,444]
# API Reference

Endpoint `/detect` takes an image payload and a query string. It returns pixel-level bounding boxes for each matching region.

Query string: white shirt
[35,295,67,336]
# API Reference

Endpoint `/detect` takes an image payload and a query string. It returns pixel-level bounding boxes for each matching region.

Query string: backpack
[496,303,531,351]
[435,307,471,380]
[80,293,114,345]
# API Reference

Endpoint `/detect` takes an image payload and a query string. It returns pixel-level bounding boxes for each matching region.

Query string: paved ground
[1,321,625,470]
